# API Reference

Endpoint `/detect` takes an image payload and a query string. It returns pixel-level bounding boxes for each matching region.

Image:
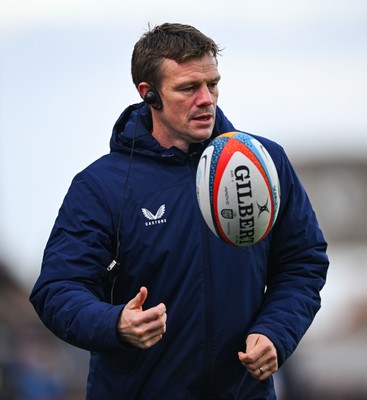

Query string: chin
[191,131,210,143]
[200,127,214,140]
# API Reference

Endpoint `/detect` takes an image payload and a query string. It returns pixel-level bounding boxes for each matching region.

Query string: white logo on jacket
[142,204,167,226]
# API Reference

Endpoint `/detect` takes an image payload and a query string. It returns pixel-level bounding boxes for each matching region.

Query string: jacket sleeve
[29,169,125,353]
[248,144,329,366]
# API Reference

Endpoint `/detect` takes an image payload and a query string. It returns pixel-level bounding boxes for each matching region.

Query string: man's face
[152,53,221,152]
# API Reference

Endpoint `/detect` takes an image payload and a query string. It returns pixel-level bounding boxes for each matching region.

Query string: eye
[180,86,195,92]
[208,82,219,90]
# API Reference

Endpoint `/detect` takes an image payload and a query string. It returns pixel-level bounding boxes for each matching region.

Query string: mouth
[191,113,213,122]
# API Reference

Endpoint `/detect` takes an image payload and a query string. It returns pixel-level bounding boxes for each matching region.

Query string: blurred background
[1,0,366,398]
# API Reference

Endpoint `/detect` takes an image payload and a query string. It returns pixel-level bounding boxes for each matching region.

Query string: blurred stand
[0,263,88,399]
[274,157,367,400]
[0,157,366,399]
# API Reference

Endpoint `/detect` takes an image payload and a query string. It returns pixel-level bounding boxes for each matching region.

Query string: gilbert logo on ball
[196,131,281,247]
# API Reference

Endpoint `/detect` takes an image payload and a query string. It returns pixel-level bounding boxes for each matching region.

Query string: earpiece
[144,86,163,111]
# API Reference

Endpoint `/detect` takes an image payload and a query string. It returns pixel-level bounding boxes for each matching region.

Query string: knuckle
[135,327,145,339]
[129,315,141,327]
[152,307,163,318]
[263,342,273,353]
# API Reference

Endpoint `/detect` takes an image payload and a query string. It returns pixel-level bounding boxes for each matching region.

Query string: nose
[196,85,214,106]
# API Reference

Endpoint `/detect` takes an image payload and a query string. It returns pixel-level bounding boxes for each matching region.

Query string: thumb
[245,334,260,353]
[238,334,260,363]
[127,286,148,311]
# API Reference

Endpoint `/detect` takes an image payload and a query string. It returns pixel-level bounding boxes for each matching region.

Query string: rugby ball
[196,131,280,247]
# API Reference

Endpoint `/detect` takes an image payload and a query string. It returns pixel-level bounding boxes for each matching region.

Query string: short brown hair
[131,23,221,88]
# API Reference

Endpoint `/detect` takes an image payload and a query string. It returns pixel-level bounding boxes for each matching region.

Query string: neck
[151,129,189,153]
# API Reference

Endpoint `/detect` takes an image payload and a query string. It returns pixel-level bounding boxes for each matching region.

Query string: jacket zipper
[188,155,214,397]
[202,226,213,398]
[106,260,120,304]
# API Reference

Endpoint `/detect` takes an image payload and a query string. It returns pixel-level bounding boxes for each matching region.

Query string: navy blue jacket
[30,104,328,399]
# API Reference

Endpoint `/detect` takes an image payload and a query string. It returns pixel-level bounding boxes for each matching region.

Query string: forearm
[30,280,124,352]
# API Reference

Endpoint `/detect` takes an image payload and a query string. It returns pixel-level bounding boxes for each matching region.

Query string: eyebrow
[175,74,221,88]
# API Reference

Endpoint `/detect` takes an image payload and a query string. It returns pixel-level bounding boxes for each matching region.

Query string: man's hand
[117,287,167,349]
[238,334,278,380]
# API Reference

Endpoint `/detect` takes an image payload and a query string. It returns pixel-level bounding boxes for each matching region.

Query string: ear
[137,82,150,100]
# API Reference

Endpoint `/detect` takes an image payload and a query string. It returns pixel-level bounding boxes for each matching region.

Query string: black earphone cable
[106,103,142,302]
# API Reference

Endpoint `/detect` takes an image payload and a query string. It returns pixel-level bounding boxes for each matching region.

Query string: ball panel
[215,151,274,246]
[250,137,281,223]
[212,138,274,245]
[230,132,280,227]
[196,145,219,238]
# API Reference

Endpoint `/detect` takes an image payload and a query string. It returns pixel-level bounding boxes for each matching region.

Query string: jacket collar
[109,102,236,163]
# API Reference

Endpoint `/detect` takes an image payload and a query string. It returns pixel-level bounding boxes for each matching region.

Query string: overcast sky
[1,0,366,287]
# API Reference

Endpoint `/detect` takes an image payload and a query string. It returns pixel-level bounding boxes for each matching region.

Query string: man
[30,23,329,399]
